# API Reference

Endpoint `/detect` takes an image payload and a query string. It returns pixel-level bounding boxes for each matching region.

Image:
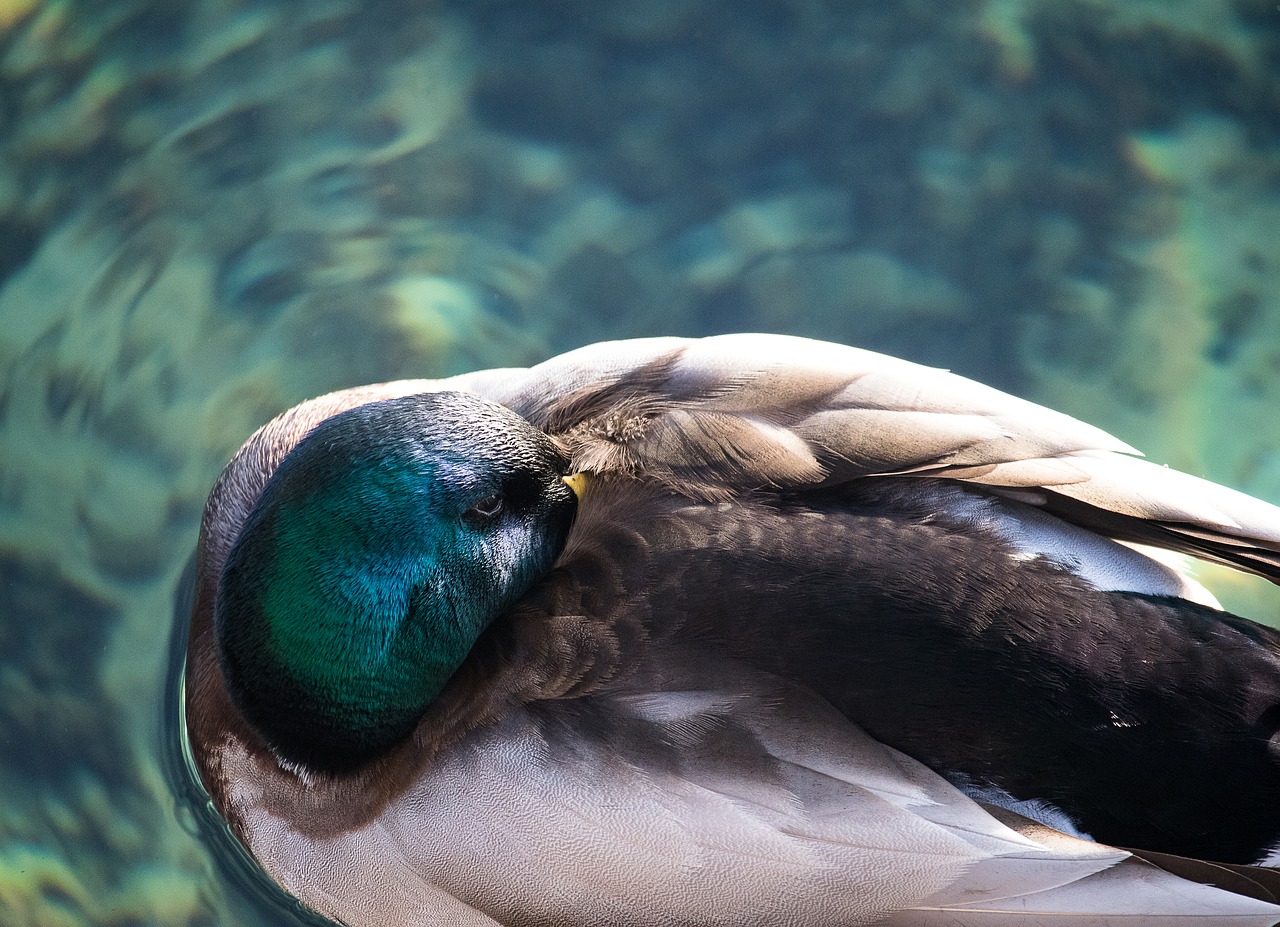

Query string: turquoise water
[1,1,1278,923]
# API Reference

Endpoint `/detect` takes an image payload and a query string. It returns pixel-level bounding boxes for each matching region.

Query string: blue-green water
[1,1,1278,923]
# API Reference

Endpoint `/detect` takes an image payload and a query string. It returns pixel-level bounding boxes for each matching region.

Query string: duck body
[182,334,1280,926]
[599,477,1280,865]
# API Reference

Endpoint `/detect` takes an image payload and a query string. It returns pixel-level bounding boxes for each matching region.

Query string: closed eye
[465,492,505,522]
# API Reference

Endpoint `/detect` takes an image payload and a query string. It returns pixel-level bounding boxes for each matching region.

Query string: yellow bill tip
[562,472,589,502]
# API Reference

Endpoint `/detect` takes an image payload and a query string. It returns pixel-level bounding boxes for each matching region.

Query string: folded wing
[480,334,1280,583]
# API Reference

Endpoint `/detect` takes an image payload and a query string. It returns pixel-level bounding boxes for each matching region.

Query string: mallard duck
[181,333,1280,926]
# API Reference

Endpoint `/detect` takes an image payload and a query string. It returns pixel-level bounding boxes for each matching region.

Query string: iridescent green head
[215,391,577,772]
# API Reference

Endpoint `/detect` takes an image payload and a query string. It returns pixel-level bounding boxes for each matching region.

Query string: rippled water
[1,1,1278,923]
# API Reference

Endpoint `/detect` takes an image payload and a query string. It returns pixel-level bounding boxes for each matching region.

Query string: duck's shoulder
[482,334,1134,497]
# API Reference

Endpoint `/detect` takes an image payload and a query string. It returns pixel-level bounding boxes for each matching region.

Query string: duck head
[214,391,578,772]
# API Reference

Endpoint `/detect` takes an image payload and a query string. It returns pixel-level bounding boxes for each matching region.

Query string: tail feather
[880,805,1280,926]
[881,855,1280,925]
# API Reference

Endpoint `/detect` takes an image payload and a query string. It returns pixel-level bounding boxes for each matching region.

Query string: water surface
[1,1,1279,923]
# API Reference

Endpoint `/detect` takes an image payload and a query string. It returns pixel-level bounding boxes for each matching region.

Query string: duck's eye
[465,492,505,523]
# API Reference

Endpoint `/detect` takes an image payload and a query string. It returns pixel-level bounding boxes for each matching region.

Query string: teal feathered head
[214,391,577,771]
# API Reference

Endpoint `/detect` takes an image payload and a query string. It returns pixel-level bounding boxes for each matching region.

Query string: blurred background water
[1,0,1279,923]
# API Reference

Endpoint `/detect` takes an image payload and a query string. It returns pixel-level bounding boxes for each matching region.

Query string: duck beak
[562,473,589,502]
